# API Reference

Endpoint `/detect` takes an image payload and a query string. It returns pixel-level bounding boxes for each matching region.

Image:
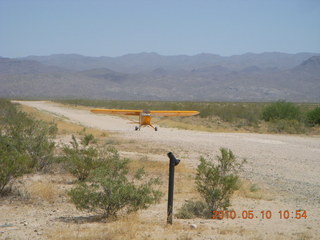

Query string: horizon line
[2,51,320,59]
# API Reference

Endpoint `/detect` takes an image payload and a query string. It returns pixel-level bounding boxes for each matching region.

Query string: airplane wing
[90,109,142,116]
[149,110,200,117]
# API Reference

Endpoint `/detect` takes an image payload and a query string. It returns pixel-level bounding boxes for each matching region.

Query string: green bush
[62,134,101,181]
[0,135,31,194]
[0,100,57,170]
[209,103,261,125]
[177,148,244,219]
[306,107,320,126]
[13,118,56,170]
[68,148,163,218]
[195,148,244,213]
[262,100,301,121]
[0,100,57,194]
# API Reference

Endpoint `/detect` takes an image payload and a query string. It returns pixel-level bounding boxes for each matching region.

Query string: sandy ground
[1,101,320,240]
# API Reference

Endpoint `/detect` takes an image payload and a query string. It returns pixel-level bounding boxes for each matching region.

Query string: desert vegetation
[63,134,163,218]
[0,99,57,194]
[176,148,245,219]
[1,100,319,240]
[306,106,320,126]
[57,99,320,134]
[0,100,163,218]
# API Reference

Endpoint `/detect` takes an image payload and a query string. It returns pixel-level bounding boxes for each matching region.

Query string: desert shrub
[306,107,320,126]
[249,184,260,192]
[68,148,162,218]
[268,119,306,134]
[195,148,244,212]
[0,100,57,171]
[0,135,31,194]
[176,200,210,219]
[0,100,56,194]
[12,118,56,170]
[210,103,261,125]
[62,134,102,181]
[262,100,301,121]
[177,148,244,219]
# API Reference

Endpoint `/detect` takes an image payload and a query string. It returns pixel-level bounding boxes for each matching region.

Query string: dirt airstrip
[1,101,320,240]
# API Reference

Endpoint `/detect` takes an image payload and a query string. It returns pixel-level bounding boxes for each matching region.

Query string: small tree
[68,147,163,218]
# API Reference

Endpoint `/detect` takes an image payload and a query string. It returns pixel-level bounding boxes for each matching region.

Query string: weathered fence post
[167,152,180,224]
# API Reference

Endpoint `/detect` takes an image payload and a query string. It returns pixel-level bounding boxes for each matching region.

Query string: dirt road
[9,100,320,239]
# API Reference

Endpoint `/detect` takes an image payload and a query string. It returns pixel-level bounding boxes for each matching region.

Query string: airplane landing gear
[155,127,158,131]
[135,126,139,131]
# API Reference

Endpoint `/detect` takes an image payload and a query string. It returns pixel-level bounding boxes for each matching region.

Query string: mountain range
[0,52,319,102]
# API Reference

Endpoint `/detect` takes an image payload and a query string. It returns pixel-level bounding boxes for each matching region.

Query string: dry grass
[28,180,57,203]
[47,213,209,240]
[235,179,274,201]
[47,214,144,240]
[48,223,113,240]
[114,136,169,155]
[128,156,168,174]
[293,231,313,240]
[128,156,196,198]
[218,226,256,236]
[17,104,109,138]
[159,116,249,133]
[128,156,194,175]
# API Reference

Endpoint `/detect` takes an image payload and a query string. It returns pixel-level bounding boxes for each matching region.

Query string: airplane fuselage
[137,111,157,130]
[140,111,152,126]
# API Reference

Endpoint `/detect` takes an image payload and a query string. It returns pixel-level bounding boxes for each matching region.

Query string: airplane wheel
[155,127,158,131]
[135,126,138,131]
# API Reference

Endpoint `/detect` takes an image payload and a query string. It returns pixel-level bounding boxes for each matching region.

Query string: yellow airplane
[90,108,199,131]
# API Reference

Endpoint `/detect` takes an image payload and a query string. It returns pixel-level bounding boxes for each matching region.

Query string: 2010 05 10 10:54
[212,210,307,220]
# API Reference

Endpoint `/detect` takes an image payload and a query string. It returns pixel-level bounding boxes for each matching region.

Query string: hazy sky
[1,0,320,58]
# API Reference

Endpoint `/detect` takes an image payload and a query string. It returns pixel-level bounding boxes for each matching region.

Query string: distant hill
[21,52,318,73]
[79,68,128,82]
[1,52,319,102]
[0,58,67,74]
[293,56,320,73]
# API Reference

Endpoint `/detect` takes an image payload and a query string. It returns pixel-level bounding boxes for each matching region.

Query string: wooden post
[167,152,180,224]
